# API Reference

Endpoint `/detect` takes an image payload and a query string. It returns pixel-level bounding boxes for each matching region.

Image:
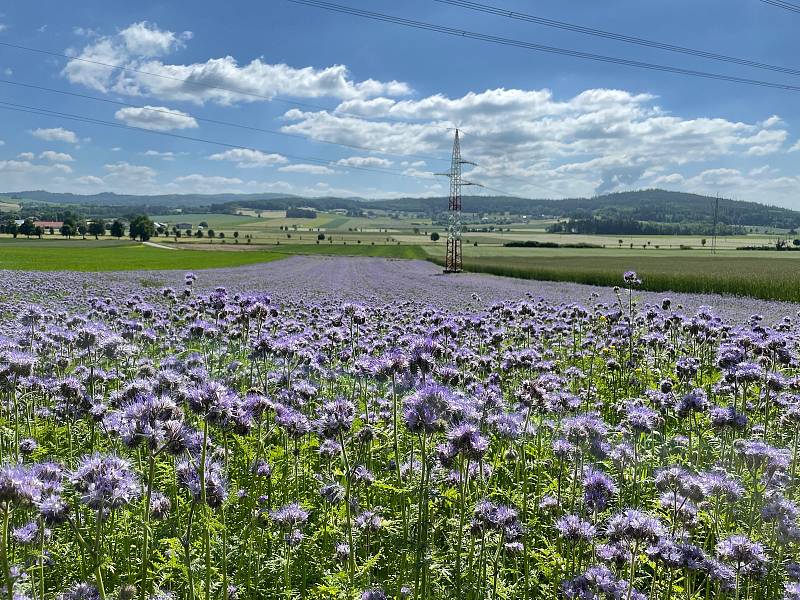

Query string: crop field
[0,244,284,271]
[1,264,800,600]
[426,251,800,302]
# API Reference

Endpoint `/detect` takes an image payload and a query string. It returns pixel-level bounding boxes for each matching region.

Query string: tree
[129,215,155,242]
[18,219,36,238]
[317,233,325,240]
[34,226,44,239]
[218,232,225,239]
[233,231,239,240]
[88,221,105,239]
[701,238,707,247]
[430,232,440,242]
[77,221,88,239]
[7,222,18,238]
[110,220,125,238]
[206,229,215,239]
[60,223,76,239]
[794,239,800,247]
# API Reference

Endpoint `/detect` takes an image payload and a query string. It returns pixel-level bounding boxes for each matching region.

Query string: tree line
[546,216,744,236]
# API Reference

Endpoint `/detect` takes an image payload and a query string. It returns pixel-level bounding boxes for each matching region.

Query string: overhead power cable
[0,39,454,131]
[435,0,800,77]
[285,0,800,93]
[0,99,426,179]
[758,0,800,13]
[0,78,447,163]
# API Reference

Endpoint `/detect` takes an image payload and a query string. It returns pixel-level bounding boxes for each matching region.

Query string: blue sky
[1,0,799,206]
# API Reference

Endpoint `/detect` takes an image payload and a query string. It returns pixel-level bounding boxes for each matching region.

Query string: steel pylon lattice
[439,129,477,273]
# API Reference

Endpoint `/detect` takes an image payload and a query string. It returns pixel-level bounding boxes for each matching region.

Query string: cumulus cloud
[278,163,335,175]
[790,140,800,153]
[114,106,198,131]
[208,148,287,168]
[170,174,246,193]
[63,22,409,105]
[17,152,35,160]
[39,150,74,162]
[281,87,793,198]
[103,161,156,182]
[335,156,393,168]
[75,175,104,185]
[142,150,177,160]
[63,22,190,91]
[0,160,71,174]
[30,127,79,144]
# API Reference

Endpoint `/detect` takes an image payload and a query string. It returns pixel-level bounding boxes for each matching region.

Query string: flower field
[2,261,800,599]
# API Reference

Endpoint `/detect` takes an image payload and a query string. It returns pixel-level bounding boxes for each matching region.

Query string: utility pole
[437,129,477,273]
[711,193,719,254]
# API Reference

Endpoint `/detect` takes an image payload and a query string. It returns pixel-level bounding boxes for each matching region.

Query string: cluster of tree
[504,240,602,249]
[286,208,317,219]
[547,217,744,236]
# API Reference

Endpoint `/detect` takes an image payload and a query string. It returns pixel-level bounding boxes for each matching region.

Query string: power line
[286,0,800,93]
[435,0,800,77]
[0,39,455,131]
[759,0,800,13]
[0,99,556,198]
[0,99,427,179]
[0,78,447,163]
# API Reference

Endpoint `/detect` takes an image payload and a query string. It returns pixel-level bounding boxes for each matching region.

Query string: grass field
[426,252,800,302]
[0,244,285,271]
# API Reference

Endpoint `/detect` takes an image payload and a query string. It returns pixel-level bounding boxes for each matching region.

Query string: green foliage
[129,215,156,242]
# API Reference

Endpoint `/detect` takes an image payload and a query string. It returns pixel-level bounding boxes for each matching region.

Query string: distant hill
[367,190,800,228]
[4,191,297,208]
[3,188,799,228]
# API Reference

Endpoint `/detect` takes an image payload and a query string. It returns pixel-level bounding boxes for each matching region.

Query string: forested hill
[367,189,800,228]
[4,188,799,228]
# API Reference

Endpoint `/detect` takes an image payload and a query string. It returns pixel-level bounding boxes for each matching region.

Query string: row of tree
[546,217,744,236]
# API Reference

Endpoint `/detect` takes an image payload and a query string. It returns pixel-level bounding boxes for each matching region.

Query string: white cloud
[64,22,410,105]
[278,163,335,175]
[39,150,74,162]
[2,68,11,76]
[114,106,198,131]
[73,27,99,37]
[63,22,189,92]
[0,160,71,175]
[208,148,287,168]
[282,87,793,198]
[16,152,35,160]
[119,21,191,57]
[335,156,393,168]
[170,174,245,193]
[75,175,104,185]
[30,127,79,144]
[103,161,156,182]
[142,150,178,160]
[790,140,800,153]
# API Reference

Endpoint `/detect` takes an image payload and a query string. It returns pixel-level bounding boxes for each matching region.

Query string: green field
[426,251,800,302]
[0,244,285,271]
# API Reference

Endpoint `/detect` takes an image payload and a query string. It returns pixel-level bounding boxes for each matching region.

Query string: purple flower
[70,454,140,511]
[555,514,596,542]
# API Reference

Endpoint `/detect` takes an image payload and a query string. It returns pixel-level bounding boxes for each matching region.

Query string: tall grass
[429,255,800,302]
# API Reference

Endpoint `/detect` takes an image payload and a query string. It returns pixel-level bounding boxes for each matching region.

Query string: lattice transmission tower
[438,129,477,273]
